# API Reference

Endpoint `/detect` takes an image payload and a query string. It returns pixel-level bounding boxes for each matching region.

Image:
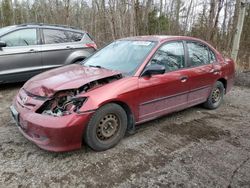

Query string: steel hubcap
[212,88,221,103]
[96,114,119,140]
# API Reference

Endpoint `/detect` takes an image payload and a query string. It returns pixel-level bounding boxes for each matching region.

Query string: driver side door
[0,28,42,83]
[137,41,190,123]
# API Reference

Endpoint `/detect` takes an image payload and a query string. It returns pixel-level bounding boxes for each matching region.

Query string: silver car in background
[0,23,97,83]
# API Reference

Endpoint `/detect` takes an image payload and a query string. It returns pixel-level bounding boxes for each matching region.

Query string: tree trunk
[210,0,224,43]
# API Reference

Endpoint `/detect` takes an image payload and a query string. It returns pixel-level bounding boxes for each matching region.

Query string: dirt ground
[0,77,250,187]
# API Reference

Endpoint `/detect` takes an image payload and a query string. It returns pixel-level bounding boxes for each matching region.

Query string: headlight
[36,96,87,117]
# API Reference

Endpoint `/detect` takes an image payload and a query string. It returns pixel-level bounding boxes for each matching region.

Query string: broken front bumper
[10,104,94,152]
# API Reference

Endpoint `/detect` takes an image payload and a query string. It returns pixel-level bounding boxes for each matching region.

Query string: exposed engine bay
[36,75,122,116]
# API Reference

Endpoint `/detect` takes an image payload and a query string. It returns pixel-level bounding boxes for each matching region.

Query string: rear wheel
[203,81,225,109]
[84,103,127,151]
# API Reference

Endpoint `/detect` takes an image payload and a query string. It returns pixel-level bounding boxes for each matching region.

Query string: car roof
[4,23,86,34]
[121,35,205,43]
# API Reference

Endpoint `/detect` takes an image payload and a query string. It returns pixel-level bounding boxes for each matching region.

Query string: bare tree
[0,0,249,70]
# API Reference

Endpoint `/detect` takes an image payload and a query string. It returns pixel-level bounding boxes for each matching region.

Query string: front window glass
[148,42,185,72]
[1,29,37,47]
[0,26,15,36]
[83,40,156,75]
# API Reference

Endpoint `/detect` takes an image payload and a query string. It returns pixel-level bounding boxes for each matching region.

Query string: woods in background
[0,0,249,69]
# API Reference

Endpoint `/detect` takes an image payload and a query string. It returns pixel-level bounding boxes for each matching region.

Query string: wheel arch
[65,50,91,65]
[217,78,227,91]
[71,57,86,64]
[99,100,136,133]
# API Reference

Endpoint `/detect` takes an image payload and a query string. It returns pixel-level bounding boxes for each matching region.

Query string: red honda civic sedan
[10,36,235,152]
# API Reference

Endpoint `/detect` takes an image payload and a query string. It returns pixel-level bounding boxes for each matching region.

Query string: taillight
[86,43,97,50]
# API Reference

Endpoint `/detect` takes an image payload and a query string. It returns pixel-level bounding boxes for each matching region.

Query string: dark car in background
[0,23,97,83]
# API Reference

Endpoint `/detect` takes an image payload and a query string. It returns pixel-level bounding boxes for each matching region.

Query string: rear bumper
[10,103,94,152]
[226,76,234,94]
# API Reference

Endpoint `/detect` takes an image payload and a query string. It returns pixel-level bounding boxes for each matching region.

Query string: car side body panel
[137,70,189,123]
[222,57,235,93]
[78,77,139,122]
[0,44,43,83]
[185,64,216,106]
[64,48,95,64]
[40,42,73,67]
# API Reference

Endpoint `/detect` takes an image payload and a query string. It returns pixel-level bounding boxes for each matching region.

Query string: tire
[84,103,127,151]
[203,81,225,109]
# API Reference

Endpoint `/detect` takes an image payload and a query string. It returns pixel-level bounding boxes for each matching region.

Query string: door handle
[29,49,37,52]
[66,46,72,49]
[209,69,220,75]
[180,76,188,82]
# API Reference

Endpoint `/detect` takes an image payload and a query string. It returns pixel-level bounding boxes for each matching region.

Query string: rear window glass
[67,31,83,42]
[43,29,83,44]
[187,42,210,66]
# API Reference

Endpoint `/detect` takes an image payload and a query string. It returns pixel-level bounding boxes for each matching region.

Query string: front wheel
[84,103,127,151]
[203,81,225,109]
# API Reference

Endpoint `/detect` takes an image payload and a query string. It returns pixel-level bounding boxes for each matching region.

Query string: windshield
[83,40,156,75]
[0,26,15,36]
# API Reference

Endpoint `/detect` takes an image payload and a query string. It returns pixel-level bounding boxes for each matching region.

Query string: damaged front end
[35,75,122,117]
[36,92,87,117]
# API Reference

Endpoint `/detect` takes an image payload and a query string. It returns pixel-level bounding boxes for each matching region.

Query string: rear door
[0,28,42,82]
[40,28,84,69]
[138,41,190,123]
[185,41,219,106]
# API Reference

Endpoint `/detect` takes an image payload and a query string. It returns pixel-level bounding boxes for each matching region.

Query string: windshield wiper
[88,65,104,69]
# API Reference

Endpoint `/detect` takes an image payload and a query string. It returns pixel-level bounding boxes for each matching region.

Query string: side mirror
[141,64,165,77]
[0,41,6,48]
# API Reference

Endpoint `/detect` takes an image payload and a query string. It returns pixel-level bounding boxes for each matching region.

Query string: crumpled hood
[23,64,121,97]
